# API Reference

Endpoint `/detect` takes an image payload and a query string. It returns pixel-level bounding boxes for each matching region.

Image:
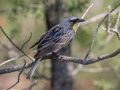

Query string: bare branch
[53,48,120,64]
[24,80,38,90]
[36,70,51,80]
[0,61,32,74]
[113,11,120,39]
[110,28,120,40]
[7,60,26,90]
[0,39,19,57]
[83,3,120,61]
[71,65,83,76]
[77,2,93,28]
[0,50,36,67]
[107,6,112,33]
[115,11,120,29]
[0,26,34,61]
[68,2,94,77]
[78,67,118,73]
[101,11,120,40]
[20,32,32,50]
[80,9,119,27]
[72,6,119,75]
[1,46,120,75]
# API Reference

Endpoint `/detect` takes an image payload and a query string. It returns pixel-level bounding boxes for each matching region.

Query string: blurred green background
[0,0,120,90]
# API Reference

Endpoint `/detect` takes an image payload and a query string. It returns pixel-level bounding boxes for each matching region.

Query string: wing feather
[30,25,59,48]
[31,24,75,58]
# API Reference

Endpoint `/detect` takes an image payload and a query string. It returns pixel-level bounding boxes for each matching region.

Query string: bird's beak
[78,19,85,22]
[75,19,85,29]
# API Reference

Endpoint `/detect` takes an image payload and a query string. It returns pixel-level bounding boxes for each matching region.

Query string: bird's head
[61,16,85,32]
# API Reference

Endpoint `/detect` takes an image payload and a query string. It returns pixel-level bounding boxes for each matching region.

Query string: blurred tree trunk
[45,0,73,90]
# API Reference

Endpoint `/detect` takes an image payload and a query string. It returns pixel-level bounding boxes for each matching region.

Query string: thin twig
[7,60,27,90]
[0,39,19,57]
[107,6,111,33]
[83,3,120,61]
[24,80,38,90]
[82,3,94,19]
[0,50,36,67]
[78,67,120,73]
[113,11,120,39]
[101,11,120,40]
[20,32,32,50]
[72,3,94,75]
[115,12,120,29]
[77,2,94,28]
[36,70,51,80]
[0,26,34,61]
[80,9,119,27]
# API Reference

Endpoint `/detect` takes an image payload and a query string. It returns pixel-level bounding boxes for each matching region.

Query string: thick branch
[0,47,120,75]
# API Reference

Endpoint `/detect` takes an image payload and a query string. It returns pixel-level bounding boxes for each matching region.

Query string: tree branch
[83,2,120,61]
[23,80,38,90]
[0,26,34,61]
[0,50,36,67]
[7,60,27,90]
[20,32,32,50]
[0,47,120,75]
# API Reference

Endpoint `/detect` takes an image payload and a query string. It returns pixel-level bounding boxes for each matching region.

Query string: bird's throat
[73,23,79,32]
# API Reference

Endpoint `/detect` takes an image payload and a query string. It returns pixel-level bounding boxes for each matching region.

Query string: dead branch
[0,46,120,75]
[83,2,120,61]
[23,80,38,90]
[0,50,36,67]
[35,70,51,80]
[20,33,32,50]
[101,10,120,40]
[0,39,19,57]
[80,9,119,27]
[7,60,27,90]
[0,61,32,74]
[0,26,34,61]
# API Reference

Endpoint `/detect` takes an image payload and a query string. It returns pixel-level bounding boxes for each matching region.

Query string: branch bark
[0,47,120,75]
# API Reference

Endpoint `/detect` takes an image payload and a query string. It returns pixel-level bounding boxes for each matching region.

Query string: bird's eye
[70,20,74,23]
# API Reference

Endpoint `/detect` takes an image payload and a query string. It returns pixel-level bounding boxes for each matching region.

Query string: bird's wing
[37,27,75,49]
[52,30,75,44]
[30,25,59,49]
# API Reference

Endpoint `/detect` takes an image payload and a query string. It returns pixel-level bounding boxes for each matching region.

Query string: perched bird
[26,16,85,79]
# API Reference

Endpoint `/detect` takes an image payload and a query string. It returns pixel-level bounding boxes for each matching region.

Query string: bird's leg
[52,52,57,59]
[52,52,63,61]
[52,52,57,56]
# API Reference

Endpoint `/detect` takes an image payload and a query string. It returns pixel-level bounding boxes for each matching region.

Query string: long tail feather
[26,57,42,79]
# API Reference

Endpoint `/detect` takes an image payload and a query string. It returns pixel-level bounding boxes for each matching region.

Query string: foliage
[65,0,89,13]
[94,79,116,90]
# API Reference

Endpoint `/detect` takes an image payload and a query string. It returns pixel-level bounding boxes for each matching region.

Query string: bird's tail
[26,57,42,79]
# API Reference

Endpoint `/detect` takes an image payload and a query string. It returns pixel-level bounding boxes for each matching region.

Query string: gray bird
[26,16,85,79]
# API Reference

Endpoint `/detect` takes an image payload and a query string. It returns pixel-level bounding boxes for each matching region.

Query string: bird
[26,16,85,79]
